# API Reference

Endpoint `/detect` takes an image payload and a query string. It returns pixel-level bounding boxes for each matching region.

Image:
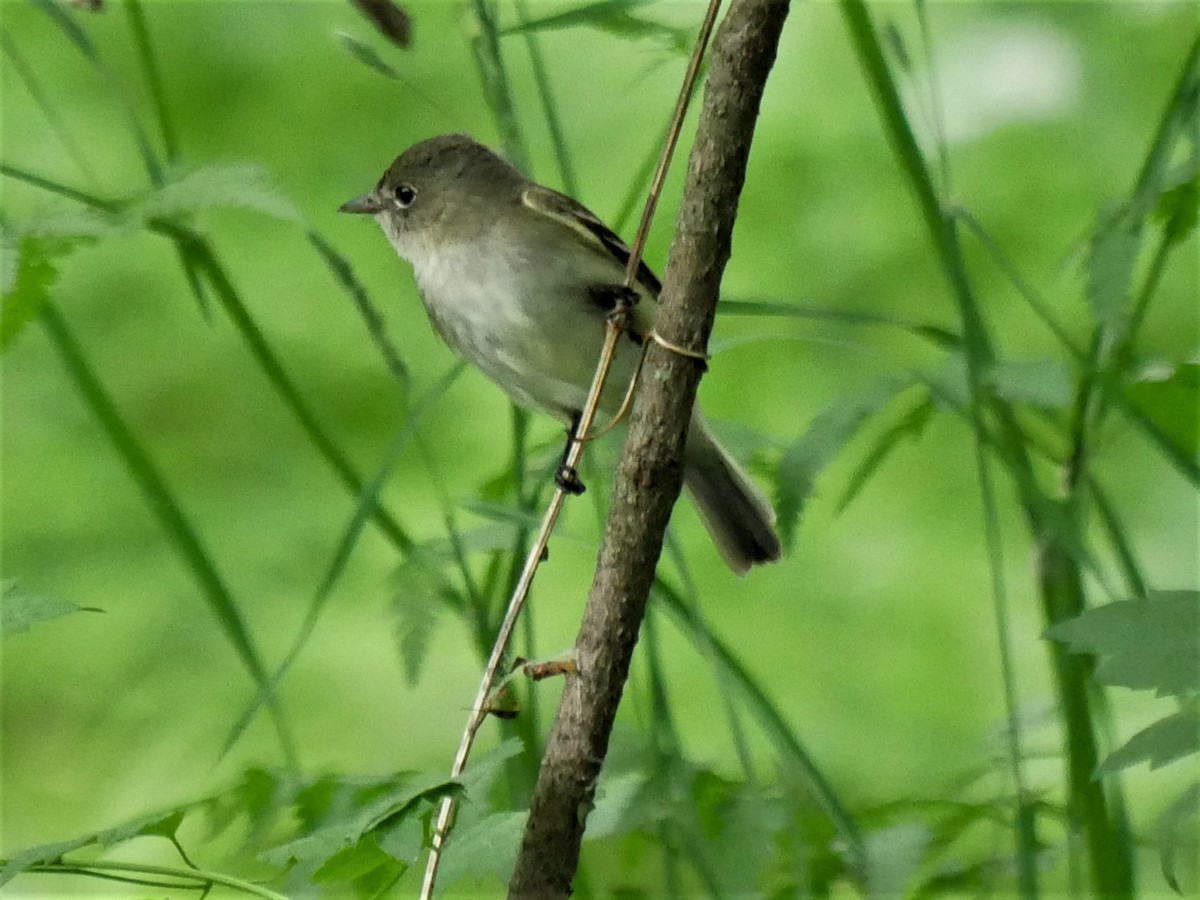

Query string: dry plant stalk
[417,1,726,896]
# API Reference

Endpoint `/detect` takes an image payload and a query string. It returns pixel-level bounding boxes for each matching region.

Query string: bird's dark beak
[339,194,384,215]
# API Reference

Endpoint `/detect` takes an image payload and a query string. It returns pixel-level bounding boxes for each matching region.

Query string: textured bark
[507,1,791,896]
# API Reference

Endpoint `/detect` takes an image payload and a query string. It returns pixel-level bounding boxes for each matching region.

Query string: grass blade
[220,361,466,757]
[40,301,297,771]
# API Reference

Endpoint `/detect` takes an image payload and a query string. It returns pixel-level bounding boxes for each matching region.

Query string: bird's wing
[521,184,660,335]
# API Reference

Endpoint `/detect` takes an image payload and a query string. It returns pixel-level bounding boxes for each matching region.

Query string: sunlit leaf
[1045,589,1199,697]
[311,832,398,882]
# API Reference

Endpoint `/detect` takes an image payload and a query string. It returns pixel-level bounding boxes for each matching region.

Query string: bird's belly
[413,248,635,420]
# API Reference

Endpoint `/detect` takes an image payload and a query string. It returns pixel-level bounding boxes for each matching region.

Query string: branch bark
[506,1,791,895]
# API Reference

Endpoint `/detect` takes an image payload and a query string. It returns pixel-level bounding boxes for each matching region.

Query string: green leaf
[1045,589,1199,697]
[584,770,650,840]
[988,357,1074,409]
[1100,707,1200,775]
[1156,781,1199,893]
[1125,359,1199,460]
[776,377,911,548]
[1,580,101,635]
[720,298,960,349]
[864,822,931,898]
[135,164,300,223]
[391,551,452,686]
[501,0,687,52]
[96,809,187,845]
[311,832,398,882]
[438,810,526,886]
[335,30,401,80]
[2,236,65,352]
[1086,208,1141,331]
[837,393,934,512]
[0,836,94,886]
[1154,175,1198,245]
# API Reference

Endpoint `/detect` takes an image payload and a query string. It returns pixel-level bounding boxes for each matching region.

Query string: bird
[340,133,780,574]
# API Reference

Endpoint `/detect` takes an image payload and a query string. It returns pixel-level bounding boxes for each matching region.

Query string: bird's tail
[684,415,782,575]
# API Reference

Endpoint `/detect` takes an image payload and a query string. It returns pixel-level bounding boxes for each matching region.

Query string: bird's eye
[393,183,417,208]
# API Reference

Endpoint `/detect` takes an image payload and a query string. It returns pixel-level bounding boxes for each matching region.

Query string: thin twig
[417,5,725,896]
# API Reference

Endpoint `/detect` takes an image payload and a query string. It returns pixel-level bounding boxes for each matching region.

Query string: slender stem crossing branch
[417,4,726,897]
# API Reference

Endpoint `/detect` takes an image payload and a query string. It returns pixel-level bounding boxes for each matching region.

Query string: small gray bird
[340,133,780,574]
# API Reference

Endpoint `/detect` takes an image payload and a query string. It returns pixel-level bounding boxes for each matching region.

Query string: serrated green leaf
[335,30,401,80]
[776,377,911,548]
[438,810,526,886]
[96,808,187,845]
[988,357,1074,409]
[1,580,101,635]
[1125,360,1199,459]
[0,836,95,886]
[1100,707,1200,775]
[311,832,398,882]
[135,164,300,223]
[1086,209,1141,331]
[1156,781,1199,893]
[584,770,650,840]
[837,393,934,512]
[391,551,451,686]
[1045,589,1199,696]
[2,237,60,352]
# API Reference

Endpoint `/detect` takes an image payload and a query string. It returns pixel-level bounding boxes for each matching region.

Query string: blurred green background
[1,0,1197,895]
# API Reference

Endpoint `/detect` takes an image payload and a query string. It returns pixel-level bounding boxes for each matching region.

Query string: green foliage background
[1,0,1197,896]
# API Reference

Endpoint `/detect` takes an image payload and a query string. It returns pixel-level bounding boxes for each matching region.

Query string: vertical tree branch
[506,1,791,896]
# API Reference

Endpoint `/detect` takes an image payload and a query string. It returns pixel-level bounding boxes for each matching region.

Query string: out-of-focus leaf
[1156,781,1199,893]
[1045,589,1199,696]
[438,811,526,886]
[2,236,72,351]
[838,393,934,512]
[134,164,300,223]
[1086,208,1141,331]
[0,807,193,885]
[988,357,1074,409]
[1155,175,1198,245]
[391,550,452,686]
[584,770,650,840]
[1,580,101,635]
[0,837,94,886]
[349,0,412,48]
[1099,707,1200,775]
[308,230,409,388]
[311,833,398,882]
[721,298,960,349]
[1125,359,1199,460]
[776,377,911,548]
[864,822,931,898]
[335,30,401,80]
[501,0,689,52]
